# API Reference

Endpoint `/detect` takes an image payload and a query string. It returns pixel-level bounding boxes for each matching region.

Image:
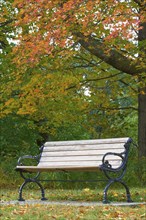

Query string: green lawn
[1,203,145,220]
[1,188,146,220]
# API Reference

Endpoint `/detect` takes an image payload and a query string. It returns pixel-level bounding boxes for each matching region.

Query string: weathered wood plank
[40,149,124,157]
[39,155,122,162]
[44,137,129,147]
[43,144,125,152]
[16,158,121,172]
[38,161,121,167]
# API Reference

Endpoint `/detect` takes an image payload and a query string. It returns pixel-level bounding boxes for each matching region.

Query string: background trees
[1,0,146,157]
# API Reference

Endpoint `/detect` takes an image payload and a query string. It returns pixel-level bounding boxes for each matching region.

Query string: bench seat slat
[38,161,121,167]
[16,159,121,172]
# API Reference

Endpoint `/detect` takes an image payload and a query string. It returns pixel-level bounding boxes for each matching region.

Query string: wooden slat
[40,149,124,157]
[38,162,122,168]
[41,148,124,157]
[44,137,129,147]
[39,161,121,167]
[39,155,122,162]
[43,144,125,152]
[38,161,102,166]
[16,159,122,172]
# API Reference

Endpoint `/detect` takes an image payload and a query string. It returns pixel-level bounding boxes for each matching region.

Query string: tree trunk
[138,87,146,157]
[138,8,146,156]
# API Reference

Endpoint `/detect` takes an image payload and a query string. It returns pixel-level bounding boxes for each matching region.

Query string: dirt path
[1,200,145,207]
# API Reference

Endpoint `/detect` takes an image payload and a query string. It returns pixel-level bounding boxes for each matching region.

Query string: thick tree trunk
[138,87,146,157]
[138,15,146,157]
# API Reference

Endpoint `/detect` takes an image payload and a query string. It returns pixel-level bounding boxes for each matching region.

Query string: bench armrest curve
[100,151,126,172]
[17,155,40,166]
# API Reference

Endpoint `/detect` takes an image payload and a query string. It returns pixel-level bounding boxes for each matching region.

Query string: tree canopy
[1,0,146,156]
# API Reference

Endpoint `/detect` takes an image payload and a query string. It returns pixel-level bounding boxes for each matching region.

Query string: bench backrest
[38,137,130,171]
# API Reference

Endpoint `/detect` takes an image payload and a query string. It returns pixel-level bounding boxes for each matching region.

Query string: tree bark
[138,87,146,157]
[138,18,146,157]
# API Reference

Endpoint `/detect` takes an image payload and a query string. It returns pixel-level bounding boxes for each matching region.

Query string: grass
[1,187,146,220]
[1,187,146,202]
[1,203,145,220]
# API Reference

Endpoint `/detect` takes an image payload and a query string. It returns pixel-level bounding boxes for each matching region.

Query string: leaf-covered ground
[1,188,146,219]
[1,203,146,220]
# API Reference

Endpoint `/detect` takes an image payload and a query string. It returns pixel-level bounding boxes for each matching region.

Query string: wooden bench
[16,137,133,203]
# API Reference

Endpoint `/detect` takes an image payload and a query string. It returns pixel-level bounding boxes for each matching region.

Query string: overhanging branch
[99,106,138,111]
[66,73,122,91]
[0,19,13,28]
[75,32,146,76]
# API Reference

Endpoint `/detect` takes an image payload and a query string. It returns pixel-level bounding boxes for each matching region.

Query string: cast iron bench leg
[118,180,133,203]
[103,180,133,204]
[18,179,47,201]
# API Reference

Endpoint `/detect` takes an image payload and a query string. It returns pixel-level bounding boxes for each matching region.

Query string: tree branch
[100,106,138,111]
[66,73,122,91]
[82,73,121,84]
[0,19,13,28]
[119,80,138,93]
[75,32,146,75]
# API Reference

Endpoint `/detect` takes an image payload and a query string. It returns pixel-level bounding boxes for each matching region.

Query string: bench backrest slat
[40,148,124,157]
[43,144,124,152]
[40,155,121,162]
[44,138,128,146]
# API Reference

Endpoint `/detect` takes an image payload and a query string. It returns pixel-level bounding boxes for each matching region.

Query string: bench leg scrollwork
[101,167,133,204]
[103,178,132,204]
[18,171,47,201]
[100,138,133,204]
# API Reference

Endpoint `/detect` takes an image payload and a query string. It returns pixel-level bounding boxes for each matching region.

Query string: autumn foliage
[1,0,146,153]
[12,0,146,66]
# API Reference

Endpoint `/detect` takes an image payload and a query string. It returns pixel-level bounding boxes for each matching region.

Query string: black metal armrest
[100,151,126,172]
[17,155,40,166]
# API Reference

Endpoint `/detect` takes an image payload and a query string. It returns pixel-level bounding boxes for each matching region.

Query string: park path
[1,200,146,207]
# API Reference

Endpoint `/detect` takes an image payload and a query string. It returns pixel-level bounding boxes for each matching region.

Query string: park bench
[16,137,133,203]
